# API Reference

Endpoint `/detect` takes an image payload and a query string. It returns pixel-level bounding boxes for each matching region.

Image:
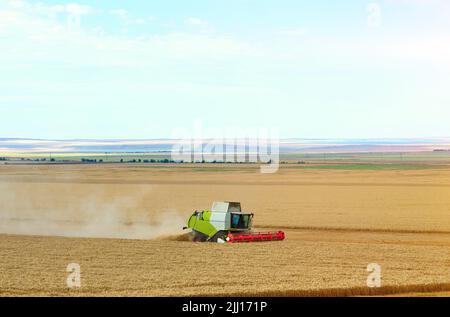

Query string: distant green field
[1,150,450,169]
[286,164,442,170]
[280,151,450,162]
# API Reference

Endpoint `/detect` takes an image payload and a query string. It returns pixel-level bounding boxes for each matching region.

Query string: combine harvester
[183,201,285,243]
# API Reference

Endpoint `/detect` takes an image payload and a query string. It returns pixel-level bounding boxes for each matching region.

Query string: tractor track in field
[257,225,450,235]
[255,226,450,247]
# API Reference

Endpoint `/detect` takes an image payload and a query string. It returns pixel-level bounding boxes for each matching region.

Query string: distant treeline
[81,158,103,163]
[1,156,283,164]
[118,158,174,163]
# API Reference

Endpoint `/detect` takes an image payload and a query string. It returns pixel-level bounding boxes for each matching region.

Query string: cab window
[231,214,251,229]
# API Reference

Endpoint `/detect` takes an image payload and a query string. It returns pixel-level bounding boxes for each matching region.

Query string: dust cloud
[0,182,186,240]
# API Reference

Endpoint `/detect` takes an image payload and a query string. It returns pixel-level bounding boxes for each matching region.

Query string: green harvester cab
[184,201,254,242]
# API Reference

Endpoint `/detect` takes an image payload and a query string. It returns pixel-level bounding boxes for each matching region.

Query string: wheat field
[1,163,450,296]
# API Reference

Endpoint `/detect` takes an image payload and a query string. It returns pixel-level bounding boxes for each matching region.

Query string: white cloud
[0,1,254,69]
[1,0,449,73]
[186,17,208,27]
[317,35,450,65]
[65,3,92,16]
[109,9,128,19]
[385,0,443,4]
[5,0,92,17]
[109,8,150,25]
[277,27,308,36]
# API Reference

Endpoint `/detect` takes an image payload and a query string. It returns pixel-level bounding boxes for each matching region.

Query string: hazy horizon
[2,137,450,142]
[1,137,450,155]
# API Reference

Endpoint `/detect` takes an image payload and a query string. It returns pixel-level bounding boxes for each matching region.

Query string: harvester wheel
[209,231,229,243]
[191,230,209,242]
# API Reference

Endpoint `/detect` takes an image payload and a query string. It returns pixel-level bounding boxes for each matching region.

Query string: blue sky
[1,0,450,139]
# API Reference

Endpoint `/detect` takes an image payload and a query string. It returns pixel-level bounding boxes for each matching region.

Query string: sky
[0,0,450,139]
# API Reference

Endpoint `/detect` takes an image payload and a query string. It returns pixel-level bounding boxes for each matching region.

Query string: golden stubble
[1,164,450,296]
